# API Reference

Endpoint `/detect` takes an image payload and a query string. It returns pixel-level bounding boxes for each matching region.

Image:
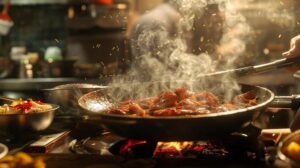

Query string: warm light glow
[156,141,193,151]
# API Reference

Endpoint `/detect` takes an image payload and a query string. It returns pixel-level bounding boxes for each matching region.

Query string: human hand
[282,35,300,73]
[283,35,300,59]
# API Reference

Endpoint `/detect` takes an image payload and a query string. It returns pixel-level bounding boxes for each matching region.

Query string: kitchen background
[0,0,298,127]
[0,0,299,93]
[0,0,298,78]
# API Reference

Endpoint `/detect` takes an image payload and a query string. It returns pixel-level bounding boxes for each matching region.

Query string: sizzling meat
[108,88,257,117]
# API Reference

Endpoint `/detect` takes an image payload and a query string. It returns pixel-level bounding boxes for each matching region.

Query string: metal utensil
[202,57,300,77]
[43,83,107,116]
[0,95,19,102]
[43,83,108,91]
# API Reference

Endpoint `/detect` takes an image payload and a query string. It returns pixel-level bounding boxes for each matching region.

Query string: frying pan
[78,82,300,141]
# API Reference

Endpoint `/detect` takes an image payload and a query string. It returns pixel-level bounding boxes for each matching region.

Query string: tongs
[42,83,108,91]
[202,56,300,77]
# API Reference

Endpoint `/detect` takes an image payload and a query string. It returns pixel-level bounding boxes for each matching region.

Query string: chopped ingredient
[0,152,46,168]
[0,99,52,114]
[108,88,257,117]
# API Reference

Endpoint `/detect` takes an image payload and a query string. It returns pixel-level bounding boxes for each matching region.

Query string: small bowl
[0,104,59,134]
[278,130,300,168]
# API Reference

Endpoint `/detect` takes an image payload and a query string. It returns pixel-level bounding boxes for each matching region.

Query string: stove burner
[70,123,265,162]
[70,132,125,155]
[153,141,229,159]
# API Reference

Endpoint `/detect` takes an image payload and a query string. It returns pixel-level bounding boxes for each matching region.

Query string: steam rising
[109,0,254,102]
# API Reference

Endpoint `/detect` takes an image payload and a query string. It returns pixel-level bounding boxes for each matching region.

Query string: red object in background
[119,140,146,155]
[91,0,113,5]
[0,0,12,22]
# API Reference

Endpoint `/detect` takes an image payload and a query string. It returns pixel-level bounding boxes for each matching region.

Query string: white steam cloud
[109,0,253,101]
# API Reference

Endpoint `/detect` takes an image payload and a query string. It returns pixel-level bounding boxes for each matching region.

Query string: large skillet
[78,82,280,141]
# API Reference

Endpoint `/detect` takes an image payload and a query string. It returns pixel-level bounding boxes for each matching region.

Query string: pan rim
[78,84,274,120]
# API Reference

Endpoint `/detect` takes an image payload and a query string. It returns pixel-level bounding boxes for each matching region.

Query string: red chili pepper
[12,102,33,114]
[90,0,113,5]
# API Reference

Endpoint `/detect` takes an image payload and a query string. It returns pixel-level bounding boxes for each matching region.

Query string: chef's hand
[283,35,300,59]
[283,35,300,72]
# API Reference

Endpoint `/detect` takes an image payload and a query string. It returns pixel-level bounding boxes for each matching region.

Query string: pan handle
[269,95,300,110]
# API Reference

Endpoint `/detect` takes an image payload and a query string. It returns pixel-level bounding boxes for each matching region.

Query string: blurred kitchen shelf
[0,78,107,91]
[0,0,69,5]
[0,0,128,5]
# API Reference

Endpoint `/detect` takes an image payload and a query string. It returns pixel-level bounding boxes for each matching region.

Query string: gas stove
[68,123,266,162]
[0,108,294,168]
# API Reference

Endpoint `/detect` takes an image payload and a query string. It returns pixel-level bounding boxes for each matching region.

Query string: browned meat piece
[129,103,147,116]
[154,90,178,108]
[138,97,158,109]
[108,87,257,117]
[108,105,129,115]
[233,90,257,107]
[178,108,210,115]
[175,88,191,101]
[190,91,219,108]
[215,103,240,112]
[177,98,207,110]
[152,108,181,116]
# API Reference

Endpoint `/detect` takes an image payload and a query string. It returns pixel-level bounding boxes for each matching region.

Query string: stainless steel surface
[44,83,108,91]
[0,95,18,102]
[78,84,275,140]
[0,78,103,91]
[203,57,300,78]
[0,104,59,133]
[44,84,107,116]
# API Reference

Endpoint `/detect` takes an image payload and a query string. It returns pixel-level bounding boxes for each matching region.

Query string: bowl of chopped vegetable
[0,99,59,133]
[278,130,300,168]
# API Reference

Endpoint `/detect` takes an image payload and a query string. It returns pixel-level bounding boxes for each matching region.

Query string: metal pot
[44,83,108,116]
[0,104,59,134]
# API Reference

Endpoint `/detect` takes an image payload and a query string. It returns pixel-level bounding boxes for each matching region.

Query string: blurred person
[130,1,223,57]
[283,35,300,59]
[129,0,224,81]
